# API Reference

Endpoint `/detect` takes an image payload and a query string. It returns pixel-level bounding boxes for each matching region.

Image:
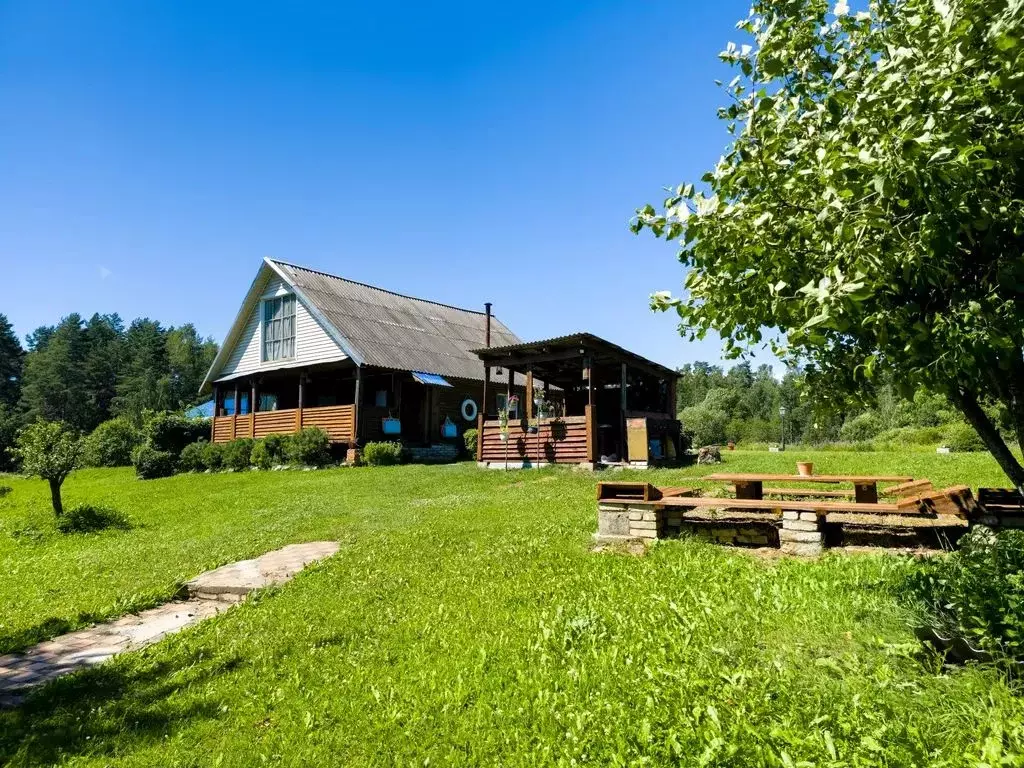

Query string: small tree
[10,421,81,517]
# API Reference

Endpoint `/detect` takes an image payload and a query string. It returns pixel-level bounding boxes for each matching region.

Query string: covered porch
[473,333,683,467]
[210,361,486,451]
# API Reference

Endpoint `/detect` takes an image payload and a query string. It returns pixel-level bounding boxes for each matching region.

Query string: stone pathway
[0,541,339,706]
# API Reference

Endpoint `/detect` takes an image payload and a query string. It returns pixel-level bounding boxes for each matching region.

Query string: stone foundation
[596,503,781,548]
[407,443,459,463]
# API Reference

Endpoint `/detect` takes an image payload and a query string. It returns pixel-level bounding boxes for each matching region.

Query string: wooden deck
[212,404,355,444]
[478,412,593,464]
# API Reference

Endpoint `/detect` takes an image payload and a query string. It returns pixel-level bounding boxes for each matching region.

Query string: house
[200,258,524,460]
[202,258,683,467]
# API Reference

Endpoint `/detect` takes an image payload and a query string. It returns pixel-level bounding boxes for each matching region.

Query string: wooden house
[200,258,525,458]
[201,259,682,466]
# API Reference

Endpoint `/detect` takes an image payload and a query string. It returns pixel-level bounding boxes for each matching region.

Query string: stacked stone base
[407,444,459,463]
[779,511,824,556]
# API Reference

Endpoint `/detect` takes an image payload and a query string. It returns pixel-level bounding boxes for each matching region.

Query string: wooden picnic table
[704,473,914,504]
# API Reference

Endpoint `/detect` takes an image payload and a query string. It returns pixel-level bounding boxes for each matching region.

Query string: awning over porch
[411,371,453,387]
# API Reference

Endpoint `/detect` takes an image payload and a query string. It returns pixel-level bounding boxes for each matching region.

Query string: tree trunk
[951,388,1024,490]
[49,478,64,517]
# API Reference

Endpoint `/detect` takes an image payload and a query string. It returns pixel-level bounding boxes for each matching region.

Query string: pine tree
[0,313,24,408]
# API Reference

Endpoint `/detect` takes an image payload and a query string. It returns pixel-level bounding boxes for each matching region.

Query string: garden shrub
[942,422,985,452]
[263,433,291,465]
[0,485,11,499]
[201,441,225,471]
[362,441,404,466]
[223,438,255,471]
[251,440,273,470]
[839,412,885,442]
[82,417,143,467]
[144,412,210,456]
[463,428,479,460]
[906,527,1024,660]
[179,441,208,472]
[287,427,331,466]
[131,444,177,480]
[56,504,132,534]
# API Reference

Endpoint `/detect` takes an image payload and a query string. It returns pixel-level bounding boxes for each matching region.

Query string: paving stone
[0,541,339,705]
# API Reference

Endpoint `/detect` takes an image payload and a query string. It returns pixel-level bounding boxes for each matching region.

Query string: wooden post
[668,376,678,418]
[482,365,490,417]
[584,357,595,407]
[585,403,598,463]
[476,413,484,462]
[352,365,362,447]
[525,367,534,420]
[231,382,240,439]
[250,379,258,437]
[211,384,219,442]
[620,363,628,462]
[296,373,305,433]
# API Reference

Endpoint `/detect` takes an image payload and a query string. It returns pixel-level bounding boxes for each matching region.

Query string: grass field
[1,451,1022,766]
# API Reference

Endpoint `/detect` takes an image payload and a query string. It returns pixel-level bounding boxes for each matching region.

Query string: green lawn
[1,452,1022,766]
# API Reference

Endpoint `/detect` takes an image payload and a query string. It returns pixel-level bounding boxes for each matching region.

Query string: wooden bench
[978,488,1024,515]
[705,473,914,504]
[596,482,695,502]
[657,485,976,520]
[755,487,856,499]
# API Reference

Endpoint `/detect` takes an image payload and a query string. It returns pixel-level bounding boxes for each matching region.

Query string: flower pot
[796,461,813,477]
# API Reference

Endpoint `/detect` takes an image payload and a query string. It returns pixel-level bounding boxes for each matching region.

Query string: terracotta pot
[796,461,814,477]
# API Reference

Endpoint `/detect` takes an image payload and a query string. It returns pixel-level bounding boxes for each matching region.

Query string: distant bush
[287,427,331,467]
[463,428,479,460]
[131,444,176,480]
[872,426,945,449]
[179,441,208,472]
[907,527,1024,660]
[223,438,255,471]
[362,441,404,466]
[82,417,143,467]
[0,485,11,499]
[0,403,23,472]
[56,504,132,534]
[680,405,728,447]
[144,412,210,456]
[839,412,885,442]
[201,441,225,471]
[942,422,985,452]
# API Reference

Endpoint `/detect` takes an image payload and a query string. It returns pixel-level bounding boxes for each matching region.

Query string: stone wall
[596,503,785,549]
[407,443,459,464]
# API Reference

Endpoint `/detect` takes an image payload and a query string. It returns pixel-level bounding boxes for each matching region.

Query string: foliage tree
[634,0,1024,485]
[19,314,94,431]
[0,314,24,408]
[10,421,81,517]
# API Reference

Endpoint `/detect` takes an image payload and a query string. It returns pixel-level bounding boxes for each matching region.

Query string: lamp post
[779,406,787,452]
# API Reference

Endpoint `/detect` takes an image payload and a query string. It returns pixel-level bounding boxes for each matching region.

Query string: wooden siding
[217,275,347,380]
[479,415,590,464]
[212,404,355,445]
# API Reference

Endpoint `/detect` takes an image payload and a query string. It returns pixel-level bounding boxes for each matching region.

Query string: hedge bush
[56,504,132,534]
[201,441,225,471]
[179,441,208,472]
[907,527,1024,660]
[463,428,478,460]
[223,438,255,471]
[131,444,177,480]
[82,417,143,467]
[362,441,404,466]
[144,412,210,456]
[286,427,332,466]
[942,422,985,452]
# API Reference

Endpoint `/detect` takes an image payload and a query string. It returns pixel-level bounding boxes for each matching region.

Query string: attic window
[263,294,296,362]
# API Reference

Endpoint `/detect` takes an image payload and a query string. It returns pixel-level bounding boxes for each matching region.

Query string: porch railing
[477,406,596,464]
[212,404,355,445]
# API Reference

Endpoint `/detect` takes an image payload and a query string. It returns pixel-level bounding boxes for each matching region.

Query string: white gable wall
[216,275,348,380]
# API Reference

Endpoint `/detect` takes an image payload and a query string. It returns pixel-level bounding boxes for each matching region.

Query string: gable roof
[202,258,522,392]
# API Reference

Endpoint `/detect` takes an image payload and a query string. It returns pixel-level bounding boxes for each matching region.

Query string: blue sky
[0,0,770,372]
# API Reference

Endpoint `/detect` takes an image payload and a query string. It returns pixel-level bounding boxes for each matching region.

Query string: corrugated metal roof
[271,260,523,383]
[474,331,679,378]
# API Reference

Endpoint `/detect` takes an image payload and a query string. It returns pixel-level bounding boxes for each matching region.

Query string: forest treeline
[0,311,217,469]
[676,361,991,452]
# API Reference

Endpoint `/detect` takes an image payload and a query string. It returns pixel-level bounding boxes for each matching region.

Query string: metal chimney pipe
[484,302,492,347]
